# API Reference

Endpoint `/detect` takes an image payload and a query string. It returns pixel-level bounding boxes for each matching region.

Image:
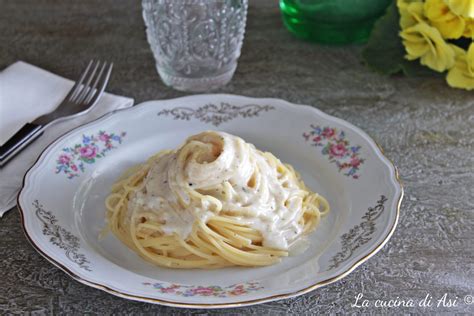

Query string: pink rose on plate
[79,145,97,159]
[71,164,78,172]
[322,127,335,138]
[99,133,110,142]
[192,287,215,296]
[58,154,70,164]
[329,143,347,158]
[161,287,177,294]
[229,286,246,296]
[350,157,361,168]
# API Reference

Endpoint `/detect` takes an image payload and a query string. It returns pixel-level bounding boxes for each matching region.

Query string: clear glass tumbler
[142,0,248,92]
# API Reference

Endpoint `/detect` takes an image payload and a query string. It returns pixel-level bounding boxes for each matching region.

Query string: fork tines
[66,60,113,107]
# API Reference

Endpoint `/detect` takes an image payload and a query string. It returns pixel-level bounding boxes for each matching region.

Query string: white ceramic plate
[18,94,403,308]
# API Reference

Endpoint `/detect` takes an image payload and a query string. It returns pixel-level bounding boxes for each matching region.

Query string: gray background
[1,0,473,314]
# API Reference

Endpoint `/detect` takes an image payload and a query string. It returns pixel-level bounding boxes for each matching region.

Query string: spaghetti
[105,131,329,269]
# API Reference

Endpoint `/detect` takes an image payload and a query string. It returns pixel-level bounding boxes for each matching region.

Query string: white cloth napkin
[0,61,134,216]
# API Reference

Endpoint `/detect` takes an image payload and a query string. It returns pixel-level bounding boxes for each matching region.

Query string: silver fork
[0,60,113,167]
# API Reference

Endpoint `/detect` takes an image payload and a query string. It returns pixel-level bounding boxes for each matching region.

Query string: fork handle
[0,123,44,168]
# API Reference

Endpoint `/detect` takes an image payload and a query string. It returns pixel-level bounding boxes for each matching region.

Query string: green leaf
[362,1,437,77]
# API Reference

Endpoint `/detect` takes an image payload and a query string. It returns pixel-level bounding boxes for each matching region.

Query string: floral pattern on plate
[142,281,262,297]
[33,200,91,271]
[303,125,364,179]
[157,102,274,126]
[55,130,126,179]
[328,195,387,269]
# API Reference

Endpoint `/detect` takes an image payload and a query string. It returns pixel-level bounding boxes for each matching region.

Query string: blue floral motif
[142,281,262,297]
[55,130,126,179]
[303,125,365,179]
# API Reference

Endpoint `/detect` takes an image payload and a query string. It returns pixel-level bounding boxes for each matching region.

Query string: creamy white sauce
[128,131,307,250]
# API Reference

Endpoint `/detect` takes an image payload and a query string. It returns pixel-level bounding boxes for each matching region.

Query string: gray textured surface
[1,0,473,314]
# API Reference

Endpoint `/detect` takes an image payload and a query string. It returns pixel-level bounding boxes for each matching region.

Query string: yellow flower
[463,18,474,37]
[445,0,474,18]
[425,0,465,39]
[400,22,456,71]
[398,0,425,29]
[446,43,474,89]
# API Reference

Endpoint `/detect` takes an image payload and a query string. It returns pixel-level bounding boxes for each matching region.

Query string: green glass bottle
[280,0,392,44]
